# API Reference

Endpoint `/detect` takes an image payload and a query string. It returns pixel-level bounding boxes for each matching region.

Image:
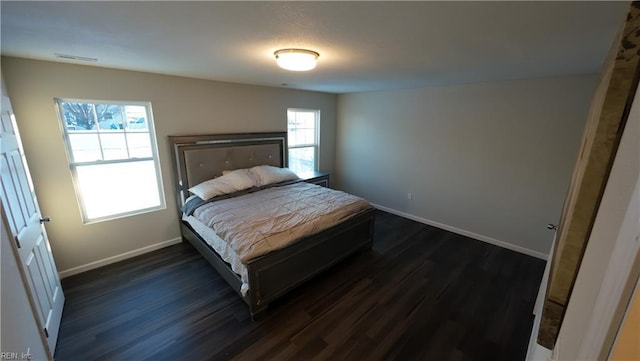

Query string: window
[55,99,165,223]
[287,108,319,174]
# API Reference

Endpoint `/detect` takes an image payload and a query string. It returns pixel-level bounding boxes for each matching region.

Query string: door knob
[40,216,51,224]
[547,223,557,230]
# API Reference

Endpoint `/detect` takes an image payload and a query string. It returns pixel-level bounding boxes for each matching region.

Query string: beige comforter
[192,182,372,264]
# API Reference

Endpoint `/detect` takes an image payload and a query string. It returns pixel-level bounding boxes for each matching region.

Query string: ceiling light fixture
[274,48,319,71]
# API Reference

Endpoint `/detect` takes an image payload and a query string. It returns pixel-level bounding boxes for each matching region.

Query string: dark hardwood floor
[55,211,545,361]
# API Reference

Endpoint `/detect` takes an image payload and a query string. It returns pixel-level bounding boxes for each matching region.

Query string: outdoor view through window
[55,99,164,223]
[287,108,319,174]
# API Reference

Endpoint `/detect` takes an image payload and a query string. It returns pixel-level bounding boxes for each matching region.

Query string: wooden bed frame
[169,132,375,318]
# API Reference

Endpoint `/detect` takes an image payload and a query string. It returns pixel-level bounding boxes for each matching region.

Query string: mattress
[182,182,372,295]
[183,213,252,295]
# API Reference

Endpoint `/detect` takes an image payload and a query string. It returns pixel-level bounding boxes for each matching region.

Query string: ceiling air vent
[54,53,98,62]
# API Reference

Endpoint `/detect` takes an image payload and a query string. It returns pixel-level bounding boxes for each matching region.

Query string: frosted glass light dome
[274,49,319,71]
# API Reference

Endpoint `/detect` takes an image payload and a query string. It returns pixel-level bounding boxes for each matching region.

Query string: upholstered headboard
[169,132,288,208]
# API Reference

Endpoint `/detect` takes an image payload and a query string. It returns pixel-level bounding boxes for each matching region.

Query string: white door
[0,95,65,353]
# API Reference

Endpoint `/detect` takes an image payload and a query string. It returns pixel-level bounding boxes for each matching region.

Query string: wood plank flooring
[54,211,545,361]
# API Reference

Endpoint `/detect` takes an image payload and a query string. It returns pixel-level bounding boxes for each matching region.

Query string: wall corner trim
[371,203,549,260]
[58,237,183,278]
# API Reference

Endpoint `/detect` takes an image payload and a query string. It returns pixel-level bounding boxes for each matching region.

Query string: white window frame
[54,98,165,223]
[287,108,320,173]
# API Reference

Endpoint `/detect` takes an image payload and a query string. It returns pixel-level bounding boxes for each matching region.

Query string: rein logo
[0,351,32,360]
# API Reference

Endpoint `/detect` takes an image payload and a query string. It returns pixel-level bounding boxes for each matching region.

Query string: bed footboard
[180,209,375,319]
[180,222,246,299]
[246,208,375,317]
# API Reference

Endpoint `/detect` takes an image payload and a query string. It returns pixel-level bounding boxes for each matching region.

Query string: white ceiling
[0,1,629,94]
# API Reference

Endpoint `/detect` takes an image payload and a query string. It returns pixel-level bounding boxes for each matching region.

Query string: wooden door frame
[538,1,640,350]
[576,85,640,361]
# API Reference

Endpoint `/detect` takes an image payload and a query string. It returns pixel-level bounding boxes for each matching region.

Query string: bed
[169,132,375,318]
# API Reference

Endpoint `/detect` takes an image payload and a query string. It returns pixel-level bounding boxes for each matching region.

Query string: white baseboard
[58,206,547,278]
[529,343,553,361]
[58,237,183,278]
[371,203,548,260]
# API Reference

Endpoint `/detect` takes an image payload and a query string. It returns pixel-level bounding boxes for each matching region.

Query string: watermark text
[0,351,32,360]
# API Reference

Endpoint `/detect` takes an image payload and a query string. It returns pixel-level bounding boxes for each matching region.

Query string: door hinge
[43,327,49,338]
[14,235,21,248]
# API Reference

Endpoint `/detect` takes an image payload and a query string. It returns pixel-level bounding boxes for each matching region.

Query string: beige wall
[0,55,597,271]
[335,75,596,256]
[1,57,337,273]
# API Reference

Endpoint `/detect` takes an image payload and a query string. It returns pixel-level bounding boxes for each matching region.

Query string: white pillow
[249,165,299,186]
[221,168,259,183]
[189,168,257,200]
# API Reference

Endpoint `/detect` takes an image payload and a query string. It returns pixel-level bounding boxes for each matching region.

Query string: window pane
[289,147,315,173]
[288,110,317,147]
[287,112,299,130]
[99,133,128,160]
[290,127,315,146]
[61,102,97,131]
[299,112,315,128]
[126,133,152,158]
[287,110,296,125]
[124,105,148,131]
[96,104,125,130]
[303,128,315,144]
[288,109,319,172]
[56,98,164,223]
[289,129,301,146]
[76,161,161,219]
[68,133,102,162]
[126,117,148,131]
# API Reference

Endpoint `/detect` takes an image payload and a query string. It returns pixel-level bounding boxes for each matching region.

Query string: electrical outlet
[407,192,412,200]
